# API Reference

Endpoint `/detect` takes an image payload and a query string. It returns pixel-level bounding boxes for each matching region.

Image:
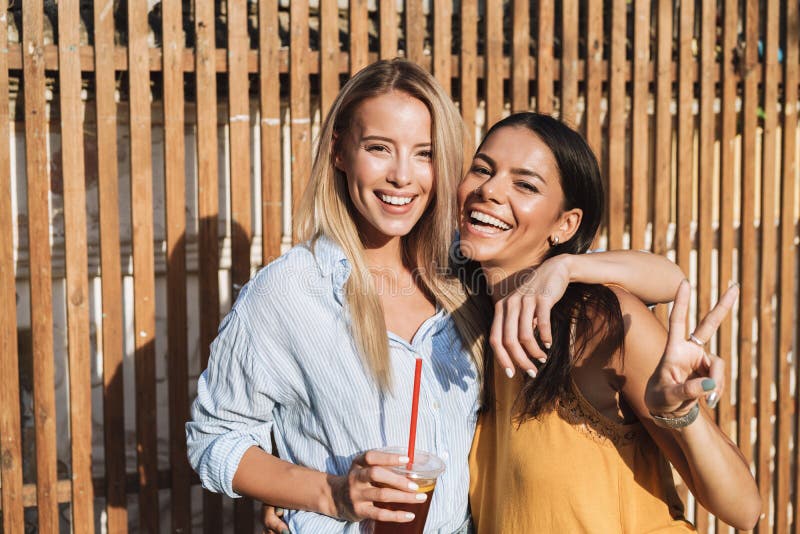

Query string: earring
[548,235,560,247]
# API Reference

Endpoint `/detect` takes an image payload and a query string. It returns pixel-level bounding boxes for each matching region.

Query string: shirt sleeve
[186,308,280,498]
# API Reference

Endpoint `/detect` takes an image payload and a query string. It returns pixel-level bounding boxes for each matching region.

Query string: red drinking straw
[406,357,423,467]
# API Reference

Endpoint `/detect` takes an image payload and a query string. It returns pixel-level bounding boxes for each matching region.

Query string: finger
[361,450,409,468]
[367,485,428,504]
[261,505,289,534]
[706,354,726,397]
[503,298,538,377]
[533,300,553,354]
[359,466,419,492]
[517,298,545,363]
[367,504,416,523]
[490,300,515,378]
[692,284,739,343]
[667,280,690,345]
[664,377,717,406]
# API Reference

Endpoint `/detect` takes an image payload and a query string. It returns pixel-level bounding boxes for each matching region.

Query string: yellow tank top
[469,372,695,533]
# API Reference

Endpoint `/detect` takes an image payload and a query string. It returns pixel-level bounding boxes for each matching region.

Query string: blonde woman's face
[334,91,434,246]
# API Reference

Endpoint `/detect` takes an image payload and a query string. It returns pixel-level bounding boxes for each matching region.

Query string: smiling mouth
[468,210,512,231]
[376,192,415,206]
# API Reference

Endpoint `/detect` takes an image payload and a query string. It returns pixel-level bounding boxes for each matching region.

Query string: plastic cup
[373,447,445,534]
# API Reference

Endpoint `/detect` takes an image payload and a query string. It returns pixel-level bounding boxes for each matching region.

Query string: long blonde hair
[295,59,489,391]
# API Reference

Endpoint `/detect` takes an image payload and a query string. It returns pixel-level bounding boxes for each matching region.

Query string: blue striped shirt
[186,236,480,533]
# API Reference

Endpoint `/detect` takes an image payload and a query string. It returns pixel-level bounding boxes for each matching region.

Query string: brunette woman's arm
[611,283,760,530]
[492,250,684,376]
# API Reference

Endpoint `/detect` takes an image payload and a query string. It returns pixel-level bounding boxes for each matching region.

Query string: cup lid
[377,446,445,480]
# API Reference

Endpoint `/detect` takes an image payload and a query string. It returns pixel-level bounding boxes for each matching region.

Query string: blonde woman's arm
[612,283,760,530]
[492,250,684,377]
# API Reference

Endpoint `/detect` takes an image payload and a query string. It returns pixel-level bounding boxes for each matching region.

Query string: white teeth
[379,194,413,206]
[470,210,511,230]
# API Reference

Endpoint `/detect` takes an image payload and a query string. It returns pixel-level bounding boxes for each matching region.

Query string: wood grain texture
[584,0,603,156]
[432,0,452,93]
[379,0,398,59]
[349,0,369,75]
[560,0,578,124]
[0,0,24,530]
[606,0,626,250]
[127,0,160,528]
[537,0,554,114]
[459,0,478,141]
[93,0,128,529]
[260,0,283,265]
[404,0,425,64]
[777,0,798,530]
[485,0,503,127]
[57,0,95,529]
[162,1,191,531]
[194,0,223,528]
[630,0,650,251]
[290,0,312,242]
[22,3,59,530]
[320,0,340,118]
[511,0,529,112]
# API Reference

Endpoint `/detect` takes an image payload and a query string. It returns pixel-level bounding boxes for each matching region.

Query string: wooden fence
[0,0,798,532]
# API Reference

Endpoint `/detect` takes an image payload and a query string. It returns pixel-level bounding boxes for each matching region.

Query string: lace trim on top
[556,378,643,447]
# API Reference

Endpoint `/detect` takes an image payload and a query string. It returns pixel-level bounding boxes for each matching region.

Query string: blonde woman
[187,60,684,533]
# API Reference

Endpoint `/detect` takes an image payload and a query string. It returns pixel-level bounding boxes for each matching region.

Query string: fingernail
[281,530,290,534]
[408,481,419,491]
[505,367,515,378]
[398,456,410,464]
[543,342,551,349]
[275,508,284,515]
[526,368,537,379]
[707,392,719,409]
[537,357,546,364]
[415,492,427,501]
[702,379,716,391]
[405,512,416,520]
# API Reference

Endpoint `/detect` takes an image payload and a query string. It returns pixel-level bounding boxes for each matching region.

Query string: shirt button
[433,401,440,410]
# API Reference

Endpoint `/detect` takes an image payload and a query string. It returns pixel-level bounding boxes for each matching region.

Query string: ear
[556,208,583,242]
[332,133,345,171]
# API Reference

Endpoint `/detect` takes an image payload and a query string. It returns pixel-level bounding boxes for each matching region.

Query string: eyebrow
[361,134,431,147]
[474,152,547,183]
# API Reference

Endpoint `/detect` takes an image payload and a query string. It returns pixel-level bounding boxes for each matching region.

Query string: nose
[387,154,412,187]
[474,174,505,203]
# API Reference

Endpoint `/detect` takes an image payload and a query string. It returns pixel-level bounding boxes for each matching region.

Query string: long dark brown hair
[464,113,626,420]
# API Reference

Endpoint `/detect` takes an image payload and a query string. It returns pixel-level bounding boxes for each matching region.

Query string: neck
[361,235,406,272]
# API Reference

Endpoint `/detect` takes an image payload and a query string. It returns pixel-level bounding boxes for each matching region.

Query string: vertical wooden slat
[606,0,626,249]
[715,6,737,522]
[93,0,128,529]
[510,0,529,112]
[560,0,578,125]
[57,0,94,529]
[432,0,452,94]
[379,0,398,59]
[127,0,160,529]
[675,0,693,275]
[162,1,191,531]
[404,0,425,65]
[459,0,477,142]
[485,0,503,127]
[757,0,779,528]
[320,0,340,118]
[290,0,311,241]
[652,0,672,325]
[584,0,603,156]
[228,1,254,529]
[260,0,283,265]
[629,0,650,251]
[738,0,759,500]
[0,1,25,531]
[349,0,369,75]
[693,1,715,528]
[22,3,59,530]
[777,0,799,529]
[194,0,223,529]
[536,0,554,114]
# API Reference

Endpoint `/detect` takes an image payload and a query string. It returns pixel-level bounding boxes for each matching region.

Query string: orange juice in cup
[373,448,445,534]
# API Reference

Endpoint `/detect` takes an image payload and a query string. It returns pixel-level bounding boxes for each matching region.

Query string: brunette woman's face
[457,126,581,273]
[334,91,434,246]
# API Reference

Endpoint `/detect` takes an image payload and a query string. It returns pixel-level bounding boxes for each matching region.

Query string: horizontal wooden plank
[6,44,791,85]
